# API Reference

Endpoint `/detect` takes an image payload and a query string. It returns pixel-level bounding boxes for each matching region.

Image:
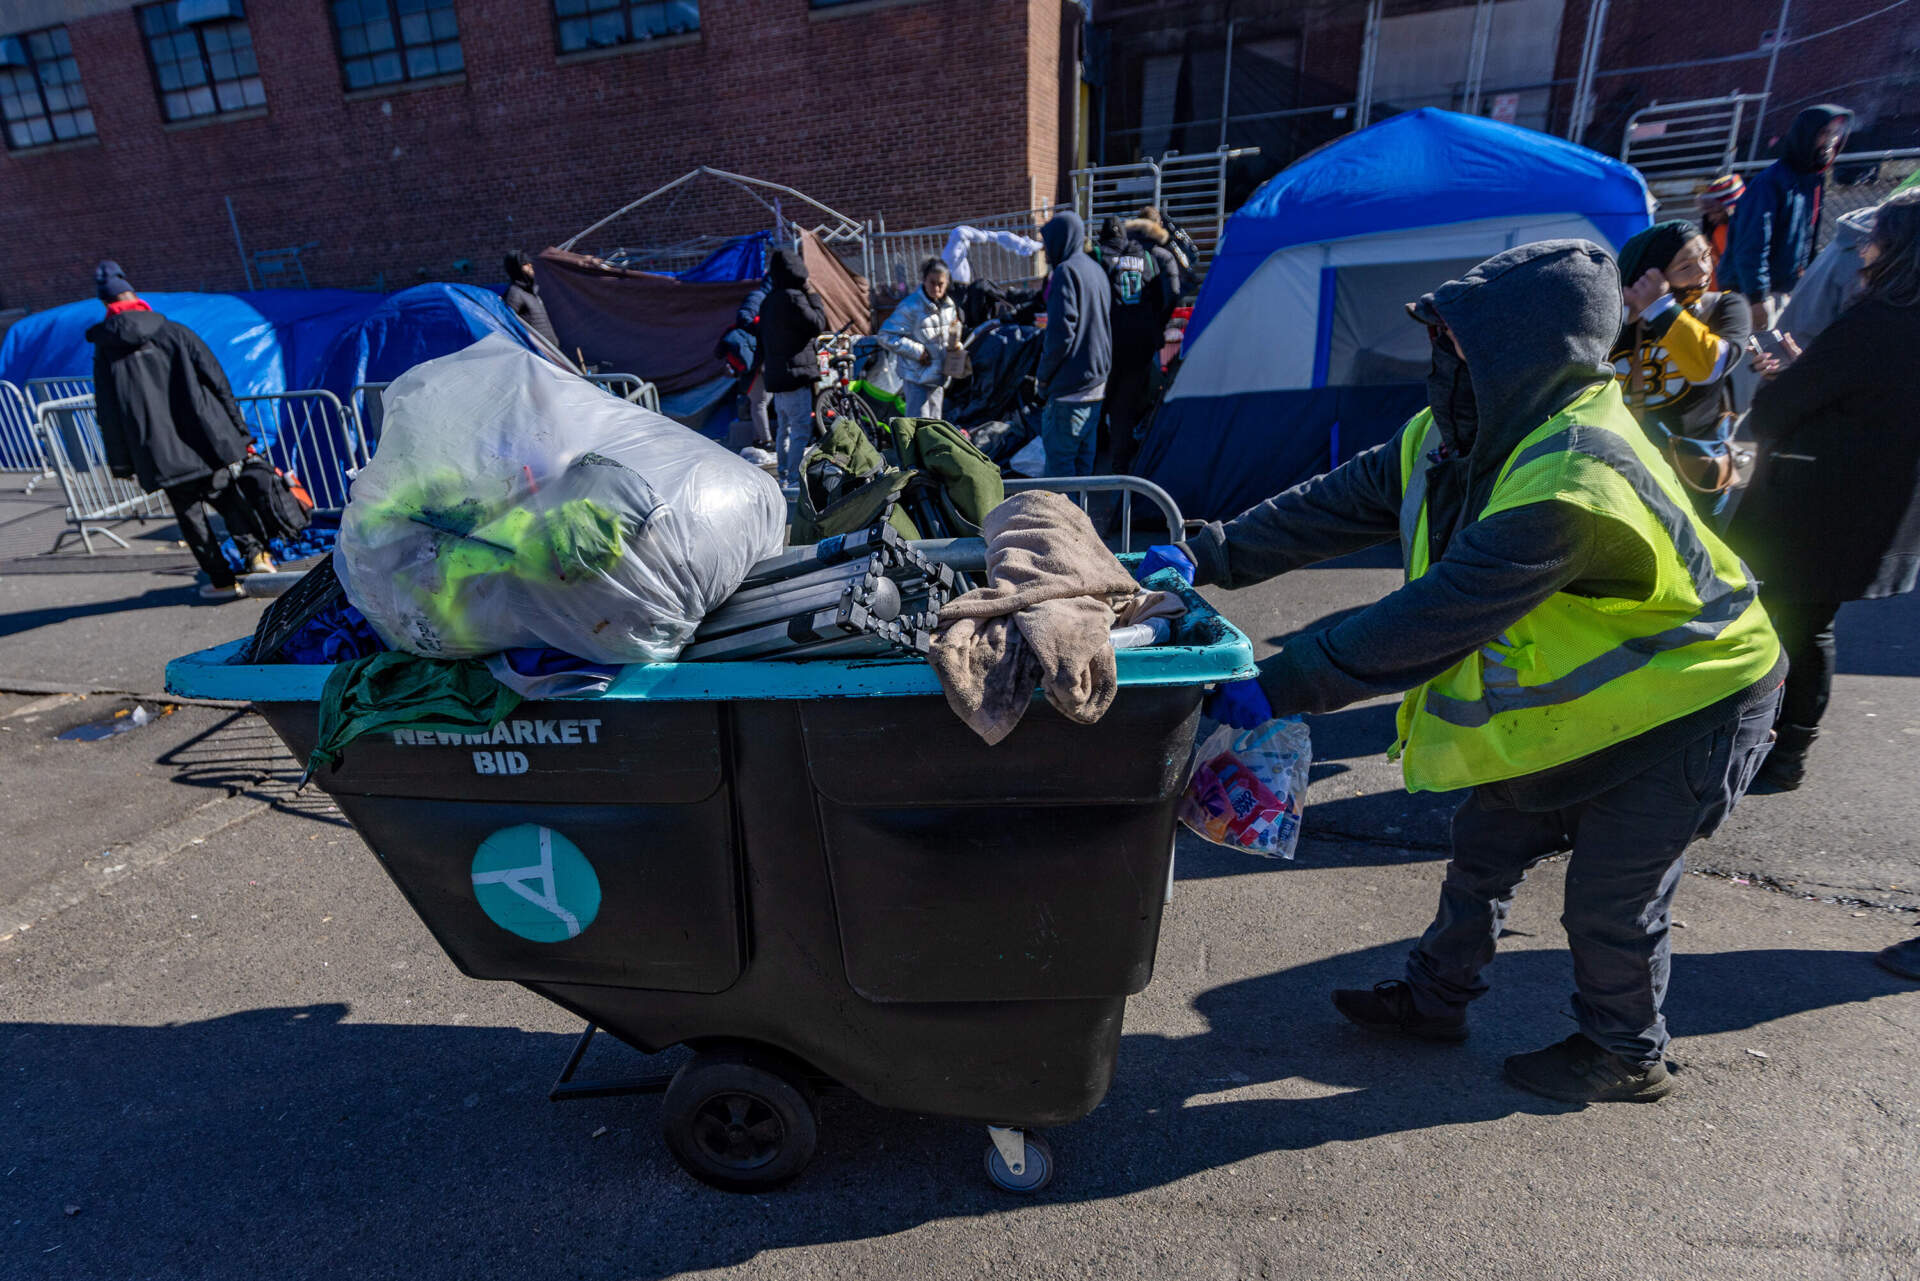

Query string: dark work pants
[1103,359,1156,477]
[1761,597,1841,760]
[164,466,264,589]
[1403,688,1780,1066]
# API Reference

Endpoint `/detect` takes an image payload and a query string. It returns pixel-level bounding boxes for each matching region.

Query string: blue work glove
[1206,678,1274,730]
[1139,544,1195,584]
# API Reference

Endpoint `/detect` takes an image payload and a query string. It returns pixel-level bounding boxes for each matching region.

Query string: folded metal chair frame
[681,517,964,662]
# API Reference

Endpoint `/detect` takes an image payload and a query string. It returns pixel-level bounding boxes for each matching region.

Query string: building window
[553,1,699,54]
[139,0,265,123]
[0,27,95,150]
[333,0,463,91]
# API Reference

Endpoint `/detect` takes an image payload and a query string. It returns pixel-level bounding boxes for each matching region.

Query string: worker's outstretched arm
[1180,435,1404,589]
[1252,501,1627,717]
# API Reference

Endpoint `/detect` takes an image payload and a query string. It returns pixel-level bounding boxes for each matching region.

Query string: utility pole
[1356,0,1382,130]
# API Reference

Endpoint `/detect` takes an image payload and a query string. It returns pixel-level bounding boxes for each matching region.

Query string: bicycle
[811,324,901,456]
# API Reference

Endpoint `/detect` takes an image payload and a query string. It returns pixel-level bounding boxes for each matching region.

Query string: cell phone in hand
[1748,329,1792,362]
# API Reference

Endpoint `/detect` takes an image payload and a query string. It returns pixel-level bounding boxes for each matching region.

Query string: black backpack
[236,455,313,542]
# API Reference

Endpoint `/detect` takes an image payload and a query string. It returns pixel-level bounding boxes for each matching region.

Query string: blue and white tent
[1136,109,1652,521]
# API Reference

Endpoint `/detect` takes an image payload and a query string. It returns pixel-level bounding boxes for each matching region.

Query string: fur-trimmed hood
[1125,218,1169,246]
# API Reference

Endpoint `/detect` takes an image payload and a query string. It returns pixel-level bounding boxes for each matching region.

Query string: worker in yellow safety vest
[1143,241,1784,1103]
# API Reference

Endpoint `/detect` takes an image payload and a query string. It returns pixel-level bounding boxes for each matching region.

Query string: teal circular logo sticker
[470,824,601,943]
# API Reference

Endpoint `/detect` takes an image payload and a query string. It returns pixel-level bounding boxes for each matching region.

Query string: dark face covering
[1427,332,1478,458]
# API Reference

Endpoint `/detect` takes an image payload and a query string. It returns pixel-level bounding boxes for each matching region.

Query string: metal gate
[35,396,171,553]
[1621,94,1766,200]
[1071,148,1258,281]
[0,379,49,485]
[235,390,368,515]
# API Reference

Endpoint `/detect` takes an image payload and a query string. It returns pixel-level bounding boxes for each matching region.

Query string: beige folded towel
[930,490,1155,745]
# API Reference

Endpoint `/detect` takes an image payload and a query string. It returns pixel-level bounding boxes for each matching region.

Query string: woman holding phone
[1724,191,1920,801]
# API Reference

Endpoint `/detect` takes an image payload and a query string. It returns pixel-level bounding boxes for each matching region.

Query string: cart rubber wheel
[984,1132,1054,1193]
[660,1050,818,1192]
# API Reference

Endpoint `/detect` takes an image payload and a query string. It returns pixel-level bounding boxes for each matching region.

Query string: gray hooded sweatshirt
[1777,205,1877,345]
[1183,240,1781,807]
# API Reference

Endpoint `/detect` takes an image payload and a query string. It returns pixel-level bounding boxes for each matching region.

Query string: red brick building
[0,0,1080,314]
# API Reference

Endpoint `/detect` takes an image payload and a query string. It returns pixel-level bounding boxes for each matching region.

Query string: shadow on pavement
[157,709,353,829]
[0,583,209,639]
[7,944,1907,1279]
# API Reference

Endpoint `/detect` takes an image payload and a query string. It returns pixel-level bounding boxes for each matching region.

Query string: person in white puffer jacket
[878,258,961,419]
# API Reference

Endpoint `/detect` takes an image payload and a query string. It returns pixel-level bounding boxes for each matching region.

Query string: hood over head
[768,247,808,289]
[1041,211,1085,266]
[1780,105,1853,173]
[1098,215,1131,254]
[1408,239,1620,475]
[85,307,168,354]
[1125,217,1169,246]
[1617,219,1701,288]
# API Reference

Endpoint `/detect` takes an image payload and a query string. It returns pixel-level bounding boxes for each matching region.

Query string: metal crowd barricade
[356,370,660,442]
[26,375,95,412]
[1004,475,1187,553]
[584,372,662,412]
[0,379,51,488]
[235,390,367,515]
[35,395,171,553]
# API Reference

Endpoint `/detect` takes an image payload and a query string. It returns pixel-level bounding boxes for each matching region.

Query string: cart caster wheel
[984,1131,1054,1193]
[660,1049,818,1192]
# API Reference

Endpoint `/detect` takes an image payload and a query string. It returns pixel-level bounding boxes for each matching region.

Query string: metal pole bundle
[680,518,958,662]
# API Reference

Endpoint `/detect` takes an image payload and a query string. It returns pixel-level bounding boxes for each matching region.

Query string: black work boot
[1331,979,1468,1044]
[1876,936,1920,981]
[1504,1033,1676,1103]
[1753,727,1814,793]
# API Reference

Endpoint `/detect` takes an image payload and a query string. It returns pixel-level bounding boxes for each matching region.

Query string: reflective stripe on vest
[1420,422,1757,730]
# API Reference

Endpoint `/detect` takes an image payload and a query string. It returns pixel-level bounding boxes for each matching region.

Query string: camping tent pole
[1355,0,1381,131]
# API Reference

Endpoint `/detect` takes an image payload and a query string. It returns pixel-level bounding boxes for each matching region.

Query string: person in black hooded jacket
[1145,241,1783,1103]
[759,247,828,486]
[1721,104,1853,333]
[86,260,271,599]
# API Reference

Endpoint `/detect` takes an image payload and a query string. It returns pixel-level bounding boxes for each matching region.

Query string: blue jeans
[1042,399,1099,477]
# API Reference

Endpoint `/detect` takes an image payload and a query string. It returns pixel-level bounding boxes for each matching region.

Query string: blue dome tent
[1135,109,1653,522]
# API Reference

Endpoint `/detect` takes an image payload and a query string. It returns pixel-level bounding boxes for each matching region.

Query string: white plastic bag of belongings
[1178,716,1313,859]
[336,336,787,664]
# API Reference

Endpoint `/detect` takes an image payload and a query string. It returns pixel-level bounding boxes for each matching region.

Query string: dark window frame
[550,0,700,56]
[330,0,464,93]
[0,25,95,151]
[136,0,266,124]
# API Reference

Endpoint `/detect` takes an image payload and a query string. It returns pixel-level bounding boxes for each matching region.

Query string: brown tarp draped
[797,230,873,336]
[533,248,753,395]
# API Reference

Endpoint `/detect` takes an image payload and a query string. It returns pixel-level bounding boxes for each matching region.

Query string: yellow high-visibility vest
[1391,381,1779,792]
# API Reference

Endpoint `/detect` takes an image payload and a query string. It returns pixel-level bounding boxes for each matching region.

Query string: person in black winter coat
[86,260,271,598]
[1725,189,1920,789]
[503,250,562,351]
[759,247,828,486]
[1092,215,1170,477]
[1035,210,1112,477]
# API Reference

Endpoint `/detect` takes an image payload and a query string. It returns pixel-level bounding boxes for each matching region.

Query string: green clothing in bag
[308,651,522,781]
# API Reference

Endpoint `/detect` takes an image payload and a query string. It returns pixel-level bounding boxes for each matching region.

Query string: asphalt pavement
[2,501,1916,1280]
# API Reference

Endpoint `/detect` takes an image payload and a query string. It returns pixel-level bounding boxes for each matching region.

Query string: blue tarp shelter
[1136,109,1653,521]
[0,283,539,448]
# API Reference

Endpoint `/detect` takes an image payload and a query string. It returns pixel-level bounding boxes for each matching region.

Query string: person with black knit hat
[1609,219,1751,522]
[86,260,273,600]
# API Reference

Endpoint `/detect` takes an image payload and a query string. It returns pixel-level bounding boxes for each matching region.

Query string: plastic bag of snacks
[1178,716,1313,858]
